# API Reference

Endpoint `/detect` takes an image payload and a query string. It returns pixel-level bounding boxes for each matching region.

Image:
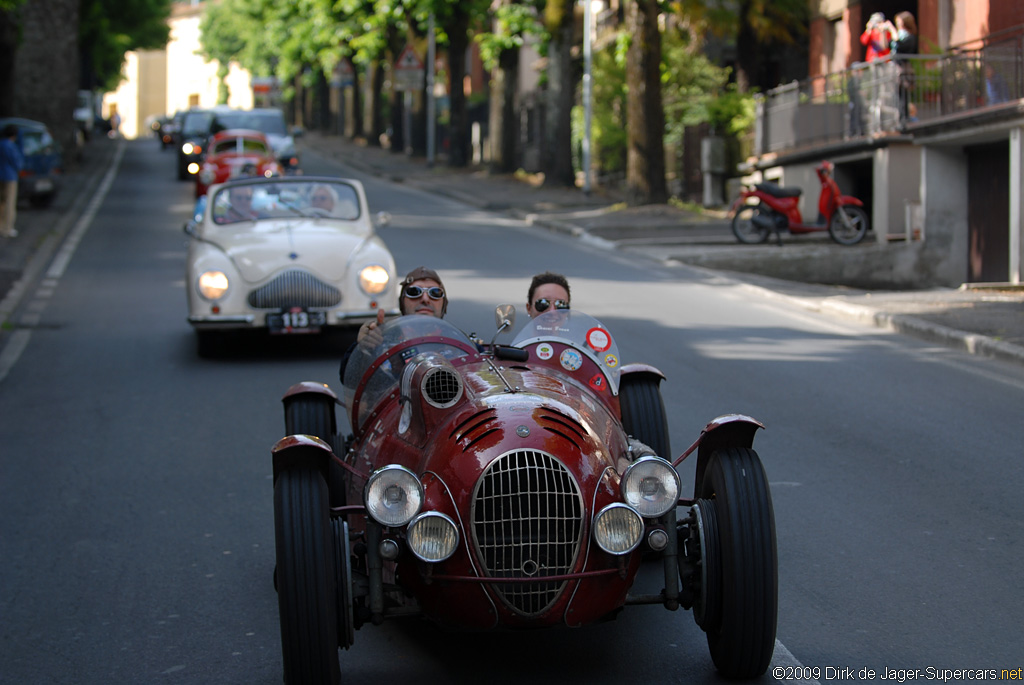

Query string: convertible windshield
[209,179,362,224]
[342,316,476,430]
[511,309,621,392]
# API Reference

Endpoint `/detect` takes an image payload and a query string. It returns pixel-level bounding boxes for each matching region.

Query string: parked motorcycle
[730,161,870,245]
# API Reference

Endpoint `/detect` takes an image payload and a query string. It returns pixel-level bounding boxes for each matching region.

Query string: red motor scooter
[730,161,870,245]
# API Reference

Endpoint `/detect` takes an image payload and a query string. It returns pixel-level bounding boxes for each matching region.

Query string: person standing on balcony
[885,12,919,122]
[860,13,891,62]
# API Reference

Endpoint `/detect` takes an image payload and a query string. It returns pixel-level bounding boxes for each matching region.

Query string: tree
[79,0,171,91]
[478,2,542,173]
[541,0,575,186]
[624,0,667,204]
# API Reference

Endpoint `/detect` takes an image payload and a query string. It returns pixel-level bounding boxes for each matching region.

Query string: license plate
[35,179,53,193]
[267,308,326,334]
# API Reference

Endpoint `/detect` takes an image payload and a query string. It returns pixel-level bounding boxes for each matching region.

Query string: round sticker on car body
[560,349,583,371]
[536,343,554,360]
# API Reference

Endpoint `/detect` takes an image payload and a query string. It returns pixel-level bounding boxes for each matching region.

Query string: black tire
[284,395,346,509]
[698,447,777,679]
[828,205,869,245]
[731,205,771,244]
[274,468,341,685]
[619,373,671,460]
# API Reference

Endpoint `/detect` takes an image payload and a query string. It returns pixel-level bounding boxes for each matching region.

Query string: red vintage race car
[272,307,777,683]
[194,129,282,197]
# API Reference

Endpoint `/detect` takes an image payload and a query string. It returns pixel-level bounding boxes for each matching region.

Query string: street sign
[393,45,424,91]
[331,60,354,88]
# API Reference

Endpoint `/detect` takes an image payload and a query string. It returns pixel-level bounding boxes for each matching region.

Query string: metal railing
[754,28,1024,157]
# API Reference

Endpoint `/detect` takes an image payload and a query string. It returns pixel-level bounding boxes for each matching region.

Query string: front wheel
[274,468,341,685]
[619,373,670,460]
[698,447,777,679]
[284,394,346,509]
[731,204,772,244]
[828,205,869,245]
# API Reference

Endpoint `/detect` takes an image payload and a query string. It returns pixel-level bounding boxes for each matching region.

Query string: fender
[619,363,665,382]
[836,194,864,207]
[672,414,765,492]
[271,434,334,483]
[728,191,756,215]
[281,380,339,404]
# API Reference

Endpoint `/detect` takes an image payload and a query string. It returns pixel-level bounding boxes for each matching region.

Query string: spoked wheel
[697,447,777,679]
[828,205,870,245]
[619,373,671,460]
[284,394,346,509]
[731,205,772,244]
[274,468,340,685]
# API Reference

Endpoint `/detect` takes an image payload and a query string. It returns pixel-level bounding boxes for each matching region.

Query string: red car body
[272,310,778,683]
[194,129,281,197]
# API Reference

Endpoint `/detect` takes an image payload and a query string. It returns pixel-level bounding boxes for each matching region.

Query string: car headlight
[197,270,229,300]
[407,511,459,562]
[187,162,200,175]
[359,265,390,295]
[365,465,423,527]
[621,456,680,518]
[182,142,197,155]
[593,503,643,555]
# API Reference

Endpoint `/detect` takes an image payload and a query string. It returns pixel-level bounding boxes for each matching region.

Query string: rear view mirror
[494,304,516,336]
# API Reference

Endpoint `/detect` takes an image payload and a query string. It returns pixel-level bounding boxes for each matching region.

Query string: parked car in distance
[194,129,282,197]
[0,117,63,207]
[213,108,301,172]
[182,176,397,357]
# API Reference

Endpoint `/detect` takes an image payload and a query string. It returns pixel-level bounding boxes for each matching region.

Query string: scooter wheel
[732,205,772,244]
[828,206,869,245]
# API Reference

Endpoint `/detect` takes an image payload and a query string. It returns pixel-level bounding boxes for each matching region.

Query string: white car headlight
[593,503,643,555]
[359,265,390,295]
[364,465,423,527]
[182,142,195,154]
[407,511,459,562]
[197,271,229,300]
[621,456,680,518]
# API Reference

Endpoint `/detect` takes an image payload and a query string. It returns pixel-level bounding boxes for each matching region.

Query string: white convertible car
[183,176,398,356]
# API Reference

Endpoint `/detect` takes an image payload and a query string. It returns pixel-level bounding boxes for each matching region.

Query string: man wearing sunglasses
[525,271,571,319]
[340,266,448,382]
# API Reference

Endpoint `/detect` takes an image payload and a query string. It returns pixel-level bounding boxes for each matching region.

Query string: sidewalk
[1,133,1021,368]
[303,132,1024,367]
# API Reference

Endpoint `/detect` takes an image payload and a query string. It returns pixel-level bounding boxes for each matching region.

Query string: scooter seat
[754,181,802,198]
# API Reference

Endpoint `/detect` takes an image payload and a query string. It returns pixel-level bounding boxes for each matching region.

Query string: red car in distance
[194,129,282,197]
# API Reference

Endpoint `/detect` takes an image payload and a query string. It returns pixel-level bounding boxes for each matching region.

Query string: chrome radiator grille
[471,450,583,616]
[247,269,342,309]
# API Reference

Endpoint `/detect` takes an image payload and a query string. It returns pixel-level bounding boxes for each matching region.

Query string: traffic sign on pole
[394,45,424,91]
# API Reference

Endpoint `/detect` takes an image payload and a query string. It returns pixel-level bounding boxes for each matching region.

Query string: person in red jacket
[860,12,891,62]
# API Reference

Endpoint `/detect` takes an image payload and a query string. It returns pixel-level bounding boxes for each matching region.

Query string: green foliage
[80,0,171,89]
[476,3,543,71]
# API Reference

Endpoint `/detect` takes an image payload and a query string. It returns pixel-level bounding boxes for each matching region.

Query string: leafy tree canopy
[80,0,172,90]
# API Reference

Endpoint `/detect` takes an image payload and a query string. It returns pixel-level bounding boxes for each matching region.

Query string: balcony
[752,27,1024,160]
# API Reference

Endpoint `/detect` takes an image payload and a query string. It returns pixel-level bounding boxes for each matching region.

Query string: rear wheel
[731,205,772,244]
[284,394,346,509]
[619,373,670,460]
[828,205,869,245]
[697,447,777,679]
[274,468,340,685]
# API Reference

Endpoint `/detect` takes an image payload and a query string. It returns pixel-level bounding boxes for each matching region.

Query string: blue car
[0,117,63,207]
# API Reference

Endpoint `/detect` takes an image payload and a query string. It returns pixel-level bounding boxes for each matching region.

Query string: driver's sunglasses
[403,285,445,300]
[533,298,570,313]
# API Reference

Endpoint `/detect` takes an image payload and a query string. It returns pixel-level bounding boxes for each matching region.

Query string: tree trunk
[542,0,575,187]
[368,59,386,146]
[13,0,80,158]
[734,0,756,93]
[0,9,19,118]
[445,10,471,167]
[489,45,519,173]
[625,0,667,205]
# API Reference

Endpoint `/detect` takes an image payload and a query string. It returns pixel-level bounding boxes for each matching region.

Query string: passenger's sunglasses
[533,298,570,313]
[403,285,445,300]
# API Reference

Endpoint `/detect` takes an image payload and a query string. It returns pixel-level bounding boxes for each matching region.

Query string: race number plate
[267,308,326,334]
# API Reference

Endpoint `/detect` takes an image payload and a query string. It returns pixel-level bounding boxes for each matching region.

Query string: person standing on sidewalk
[0,124,24,239]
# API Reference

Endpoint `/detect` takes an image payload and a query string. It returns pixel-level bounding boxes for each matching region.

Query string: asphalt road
[1,139,1022,683]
